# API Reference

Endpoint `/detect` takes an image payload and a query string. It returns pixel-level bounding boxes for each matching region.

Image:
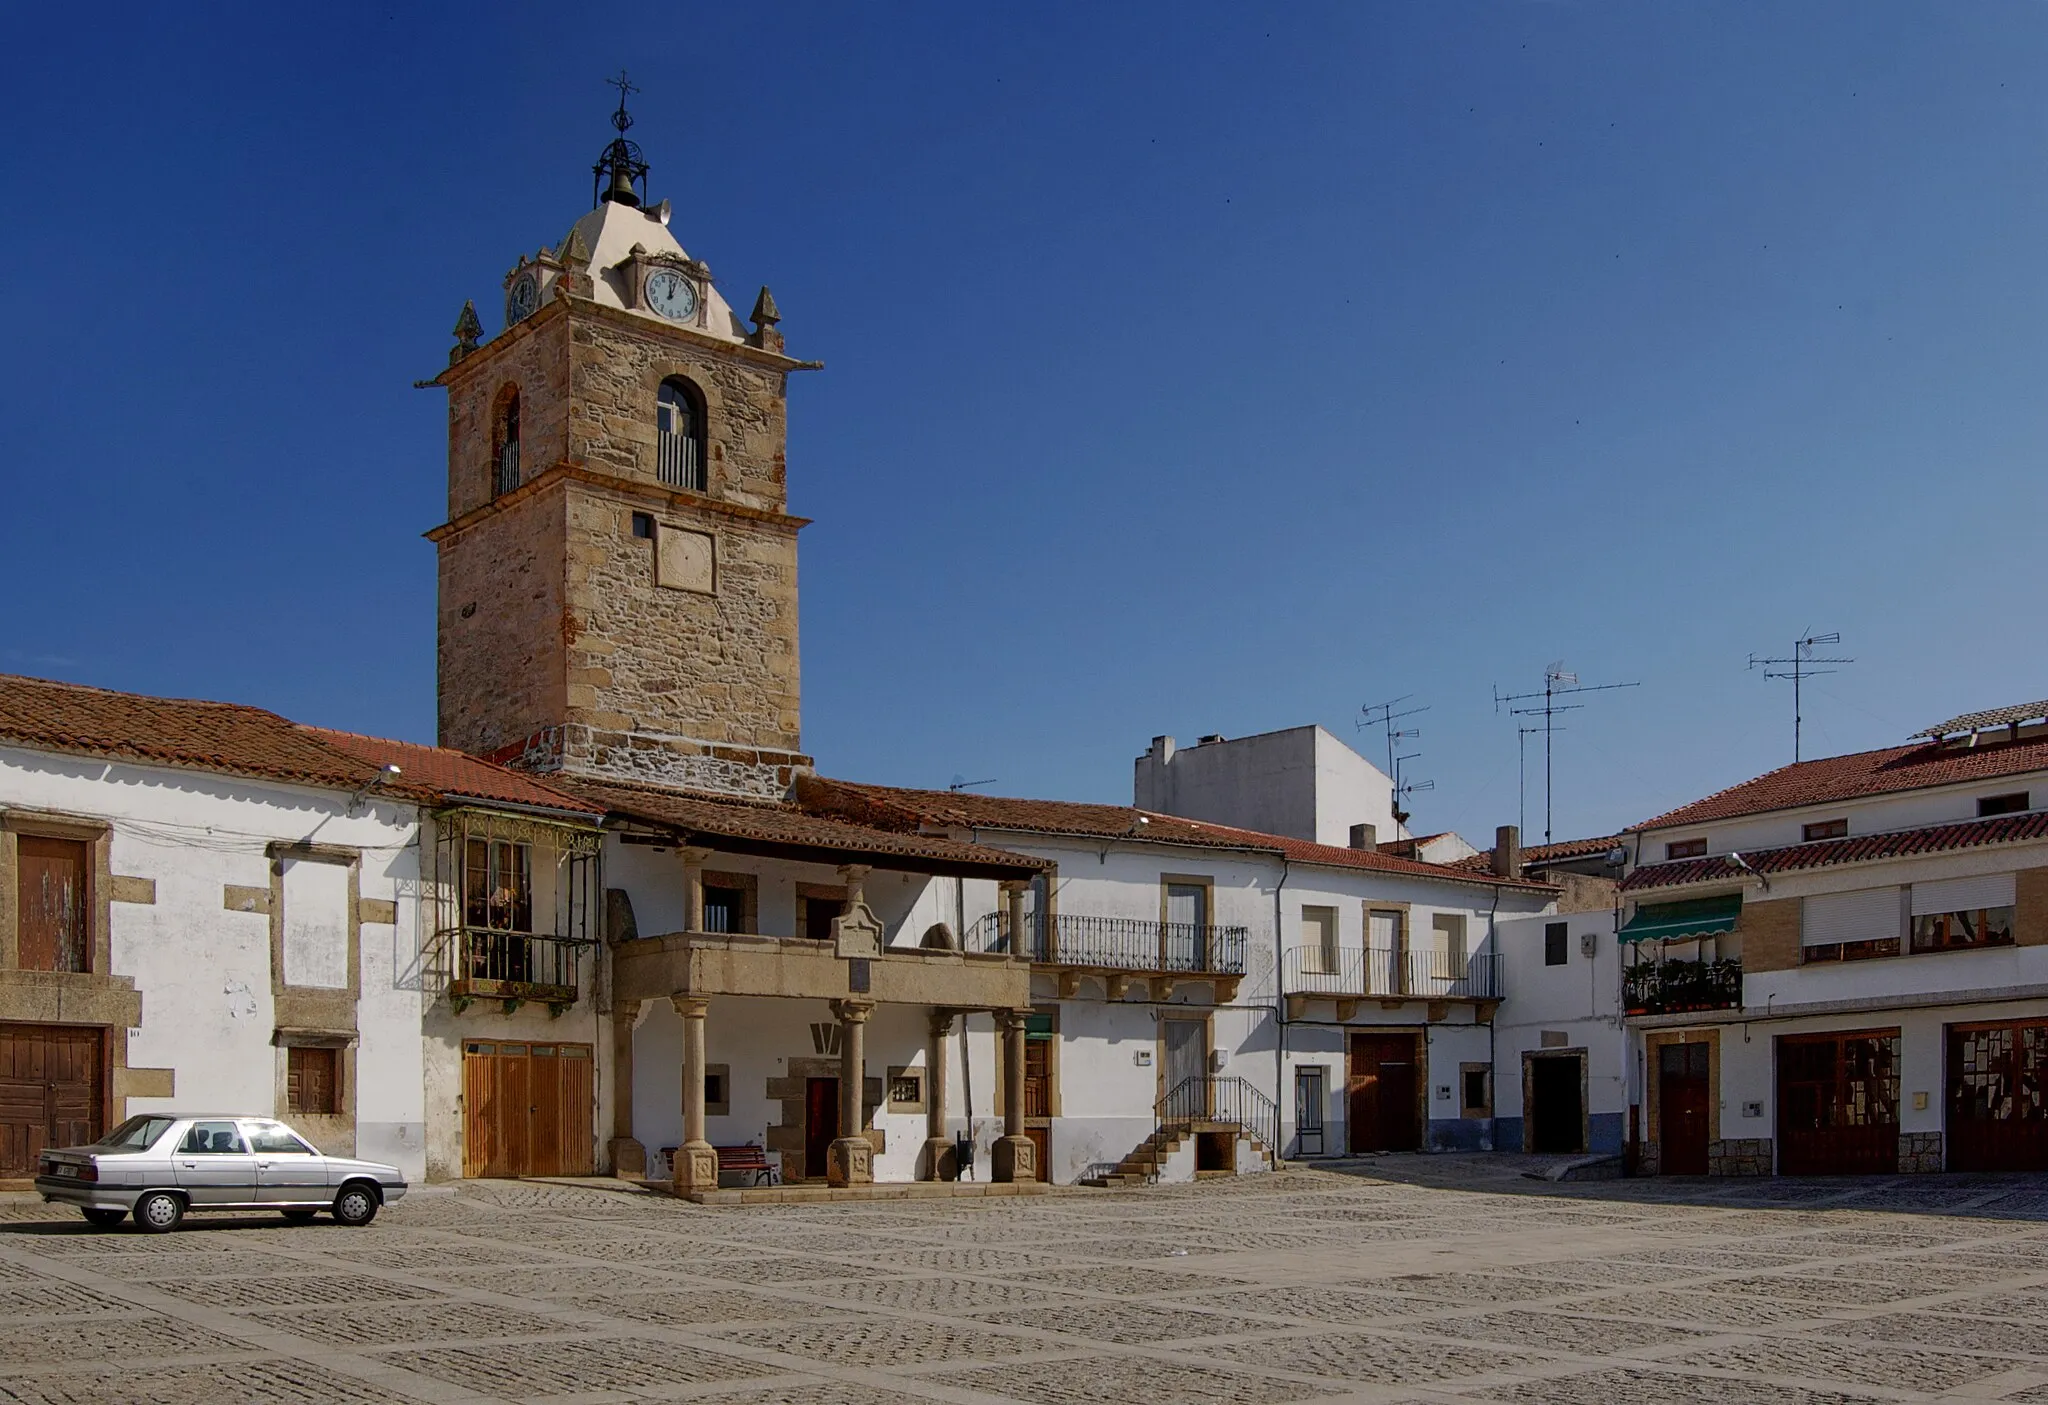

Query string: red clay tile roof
[1446,835,1623,873]
[303,729,601,816]
[1622,811,2048,893]
[796,777,1555,892]
[0,672,599,816]
[1634,735,2048,832]
[554,777,1048,878]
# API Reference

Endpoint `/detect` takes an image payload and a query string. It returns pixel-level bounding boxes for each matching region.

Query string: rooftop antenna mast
[1359,694,1429,781]
[1495,663,1639,845]
[1748,632,1852,764]
[1390,751,1434,828]
[948,773,997,793]
[1516,724,1552,839]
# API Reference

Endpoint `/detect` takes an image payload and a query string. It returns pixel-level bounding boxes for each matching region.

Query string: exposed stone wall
[1707,1137,1772,1176]
[445,310,572,521]
[437,488,568,758]
[568,310,790,516]
[1737,896,1801,973]
[1899,1131,1944,1173]
[1548,873,1618,915]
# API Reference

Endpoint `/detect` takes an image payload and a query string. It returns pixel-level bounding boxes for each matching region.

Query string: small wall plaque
[1742,1101,1763,1118]
[833,900,883,960]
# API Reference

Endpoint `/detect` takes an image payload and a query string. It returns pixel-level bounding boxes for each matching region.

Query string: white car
[35,1115,408,1233]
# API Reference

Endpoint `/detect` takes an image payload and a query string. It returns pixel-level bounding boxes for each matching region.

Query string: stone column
[608,1001,645,1178]
[679,847,714,932]
[923,1011,955,1181]
[827,998,875,1186]
[1000,879,1030,957]
[992,1009,1037,1183]
[837,864,871,914]
[670,995,717,1195]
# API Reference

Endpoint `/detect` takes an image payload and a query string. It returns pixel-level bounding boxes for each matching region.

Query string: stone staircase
[1080,1120,1280,1188]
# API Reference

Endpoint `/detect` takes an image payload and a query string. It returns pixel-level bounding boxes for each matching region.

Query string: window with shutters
[287,1046,339,1116]
[656,378,707,491]
[1803,818,1849,842]
[1801,887,1902,963]
[1979,792,2030,817]
[1665,838,1707,860]
[1911,873,2017,953]
[463,839,532,932]
[1544,922,1569,966]
[1300,905,1339,974]
[15,835,92,973]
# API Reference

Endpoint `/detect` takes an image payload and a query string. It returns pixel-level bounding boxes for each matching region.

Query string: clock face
[645,269,698,322]
[506,271,539,325]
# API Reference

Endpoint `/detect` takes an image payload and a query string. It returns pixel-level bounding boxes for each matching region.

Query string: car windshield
[93,1116,176,1152]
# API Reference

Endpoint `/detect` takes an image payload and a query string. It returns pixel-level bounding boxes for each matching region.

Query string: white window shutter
[1910,873,2016,917]
[1801,887,1902,947]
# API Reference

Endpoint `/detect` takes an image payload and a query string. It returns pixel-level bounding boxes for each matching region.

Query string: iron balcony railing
[446,927,587,1008]
[1624,956,1742,1017]
[1158,1075,1280,1155]
[1281,944,1502,999]
[967,911,1249,975]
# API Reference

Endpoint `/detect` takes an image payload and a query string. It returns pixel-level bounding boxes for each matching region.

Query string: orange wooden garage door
[462,1041,593,1178]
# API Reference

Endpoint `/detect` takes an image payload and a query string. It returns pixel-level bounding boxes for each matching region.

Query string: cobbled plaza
[0,1160,2045,1404]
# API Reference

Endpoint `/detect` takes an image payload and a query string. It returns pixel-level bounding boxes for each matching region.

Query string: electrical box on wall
[1579,931,1598,957]
[1134,1049,1152,1067]
[1210,1048,1229,1072]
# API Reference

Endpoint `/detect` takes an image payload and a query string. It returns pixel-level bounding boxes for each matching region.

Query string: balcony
[1282,945,1502,1018]
[968,912,1248,999]
[611,928,1030,1009]
[1623,956,1742,1017]
[445,928,590,1014]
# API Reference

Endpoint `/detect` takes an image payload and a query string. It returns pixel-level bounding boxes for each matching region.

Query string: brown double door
[1949,1019,2048,1172]
[462,1041,594,1178]
[0,1025,103,1176]
[804,1076,840,1178]
[1347,1033,1421,1153]
[1778,1030,1899,1175]
[1658,1042,1712,1175]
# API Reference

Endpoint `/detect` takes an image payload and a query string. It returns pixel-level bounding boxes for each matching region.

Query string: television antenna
[948,773,997,792]
[1515,724,1553,839]
[1390,752,1434,828]
[1495,663,1639,844]
[1748,632,1852,763]
[1359,694,1429,780]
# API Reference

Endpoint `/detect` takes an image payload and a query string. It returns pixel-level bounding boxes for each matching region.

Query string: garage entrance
[1948,1019,2048,1172]
[0,1024,103,1176]
[461,1041,594,1178]
[1778,1029,1899,1175]
[1527,1052,1585,1154]
[1347,1032,1420,1153]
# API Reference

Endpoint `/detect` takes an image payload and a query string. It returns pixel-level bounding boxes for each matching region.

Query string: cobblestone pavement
[4,1157,2048,1403]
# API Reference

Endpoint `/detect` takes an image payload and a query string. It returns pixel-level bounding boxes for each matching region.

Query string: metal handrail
[1623,956,1741,1016]
[445,926,587,998]
[1281,945,1502,999]
[1157,1074,1280,1155]
[966,911,1249,975]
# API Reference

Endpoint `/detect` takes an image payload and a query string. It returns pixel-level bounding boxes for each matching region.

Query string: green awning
[1619,893,1742,944]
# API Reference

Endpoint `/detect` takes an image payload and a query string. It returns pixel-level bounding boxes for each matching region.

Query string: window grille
[657,380,705,491]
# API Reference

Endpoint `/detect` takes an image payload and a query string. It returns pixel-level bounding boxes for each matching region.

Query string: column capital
[997,1007,1033,1033]
[677,846,718,865]
[928,1011,956,1038]
[998,877,1034,895]
[830,998,876,1024]
[670,994,711,1018]
[836,863,872,886]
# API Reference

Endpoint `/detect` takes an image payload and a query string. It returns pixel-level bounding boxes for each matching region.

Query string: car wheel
[81,1208,125,1228]
[332,1183,378,1227]
[132,1191,184,1234]
[280,1209,318,1223]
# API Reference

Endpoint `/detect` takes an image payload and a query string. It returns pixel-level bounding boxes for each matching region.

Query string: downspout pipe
[1273,855,1289,1154]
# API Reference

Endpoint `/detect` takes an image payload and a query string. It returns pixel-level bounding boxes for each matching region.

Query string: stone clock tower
[428,93,818,798]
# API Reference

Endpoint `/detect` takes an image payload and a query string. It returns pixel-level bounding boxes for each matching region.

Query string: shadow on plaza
[0,1212,367,1237]
[1315,1151,2048,1223]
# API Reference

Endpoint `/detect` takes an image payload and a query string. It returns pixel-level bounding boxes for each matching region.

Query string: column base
[826,1136,874,1186]
[922,1136,957,1182]
[992,1133,1037,1184]
[608,1137,647,1179]
[671,1140,718,1195]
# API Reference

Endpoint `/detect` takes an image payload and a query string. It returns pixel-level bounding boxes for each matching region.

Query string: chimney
[1150,735,1175,765]
[1492,824,1522,879]
[1349,823,1377,852]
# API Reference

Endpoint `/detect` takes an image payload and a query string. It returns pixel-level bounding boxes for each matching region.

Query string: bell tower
[428,82,820,798]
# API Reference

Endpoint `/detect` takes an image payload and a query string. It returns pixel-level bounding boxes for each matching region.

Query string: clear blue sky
[7,5,2046,843]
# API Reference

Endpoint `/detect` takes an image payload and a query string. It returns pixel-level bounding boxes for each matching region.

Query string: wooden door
[1778,1030,1899,1175]
[1163,1018,1207,1118]
[1657,1042,1711,1174]
[1023,1126,1050,1181]
[1949,1020,2048,1172]
[462,1041,593,1178]
[16,838,90,973]
[1023,1037,1052,1117]
[804,1076,840,1178]
[1530,1055,1585,1154]
[1347,1033,1420,1153]
[0,1025,102,1176]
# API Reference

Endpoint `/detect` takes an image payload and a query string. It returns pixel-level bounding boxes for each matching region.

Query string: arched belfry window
[656,378,706,492]
[493,390,522,497]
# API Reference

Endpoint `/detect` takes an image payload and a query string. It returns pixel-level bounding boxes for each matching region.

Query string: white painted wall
[0,745,428,1180]
[1493,910,1627,1152]
[1134,726,1404,848]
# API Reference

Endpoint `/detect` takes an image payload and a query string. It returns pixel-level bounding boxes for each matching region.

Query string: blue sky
[6,4,2046,843]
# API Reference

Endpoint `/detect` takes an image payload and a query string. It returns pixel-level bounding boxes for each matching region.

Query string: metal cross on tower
[1749,632,1853,763]
[1494,664,1640,845]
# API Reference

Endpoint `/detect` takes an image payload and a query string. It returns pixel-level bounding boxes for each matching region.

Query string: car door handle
[179,1160,196,1168]
[256,1161,271,1169]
